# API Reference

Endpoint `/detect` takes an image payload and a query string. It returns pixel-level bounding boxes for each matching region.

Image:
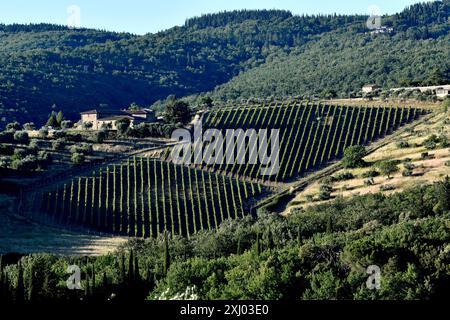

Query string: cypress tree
[436,176,450,212]
[266,227,275,250]
[0,256,4,300]
[84,274,90,298]
[163,231,170,276]
[15,261,24,301]
[119,254,126,285]
[91,265,96,296]
[102,272,108,287]
[134,256,140,282]
[326,215,333,234]
[297,227,303,247]
[28,263,36,301]
[128,250,134,284]
[145,264,153,285]
[254,231,261,257]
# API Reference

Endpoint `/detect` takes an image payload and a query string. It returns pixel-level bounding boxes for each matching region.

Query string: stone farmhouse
[80,109,156,130]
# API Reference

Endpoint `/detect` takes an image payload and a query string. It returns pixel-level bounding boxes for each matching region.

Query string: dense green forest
[213,1,450,100]
[1,178,449,301]
[0,1,449,127]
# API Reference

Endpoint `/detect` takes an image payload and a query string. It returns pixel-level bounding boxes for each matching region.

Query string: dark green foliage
[3,177,450,301]
[13,131,29,145]
[435,176,450,212]
[6,122,21,131]
[342,146,366,169]
[376,160,400,179]
[115,119,131,135]
[71,153,85,165]
[163,232,170,276]
[319,184,333,201]
[0,2,448,127]
[164,99,192,125]
[45,114,58,128]
[15,262,24,301]
[361,169,380,178]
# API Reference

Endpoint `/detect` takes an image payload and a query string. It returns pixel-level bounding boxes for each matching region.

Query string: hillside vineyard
[197,102,425,182]
[30,158,267,238]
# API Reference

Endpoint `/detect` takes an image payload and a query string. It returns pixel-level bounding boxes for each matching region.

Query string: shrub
[38,128,49,139]
[53,131,66,140]
[342,145,366,169]
[361,169,379,178]
[423,135,439,150]
[60,120,73,129]
[402,169,413,177]
[82,122,93,130]
[91,130,107,143]
[69,143,93,155]
[0,131,14,143]
[29,139,40,150]
[421,152,434,160]
[13,131,29,145]
[376,160,399,179]
[23,123,36,131]
[0,144,14,156]
[6,122,21,131]
[396,141,410,149]
[318,184,333,201]
[115,119,130,135]
[11,155,39,171]
[333,172,354,181]
[71,153,85,165]
[404,162,416,171]
[38,151,51,162]
[65,134,83,143]
[52,139,65,151]
[38,151,52,168]
[380,184,396,192]
[12,148,30,160]
[439,135,450,148]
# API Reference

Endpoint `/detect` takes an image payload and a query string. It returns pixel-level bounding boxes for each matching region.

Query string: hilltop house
[436,87,449,98]
[362,84,380,93]
[80,109,156,130]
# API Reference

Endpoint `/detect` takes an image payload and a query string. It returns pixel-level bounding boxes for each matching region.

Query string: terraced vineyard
[193,102,425,182]
[29,158,267,238]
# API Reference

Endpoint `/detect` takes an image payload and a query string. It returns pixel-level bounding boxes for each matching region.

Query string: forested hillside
[0,11,364,127]
[0,1,448,127]
[213,1,450,100]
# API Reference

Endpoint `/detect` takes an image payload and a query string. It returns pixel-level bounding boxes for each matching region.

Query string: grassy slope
[0,195,127,255]
[287,110,450,213]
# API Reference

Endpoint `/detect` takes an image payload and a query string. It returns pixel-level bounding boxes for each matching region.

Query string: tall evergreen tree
[163,231,171,276]
[134,256,140,282]
[91,265,96,296]
[128,250,134,284]
[28,263,37,301]
[119,254,126,285]
[84,274,90,298]
[15,261,24,302]
[435,176,450,212]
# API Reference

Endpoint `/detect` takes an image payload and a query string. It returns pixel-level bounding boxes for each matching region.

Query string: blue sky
[0,0,426,35]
